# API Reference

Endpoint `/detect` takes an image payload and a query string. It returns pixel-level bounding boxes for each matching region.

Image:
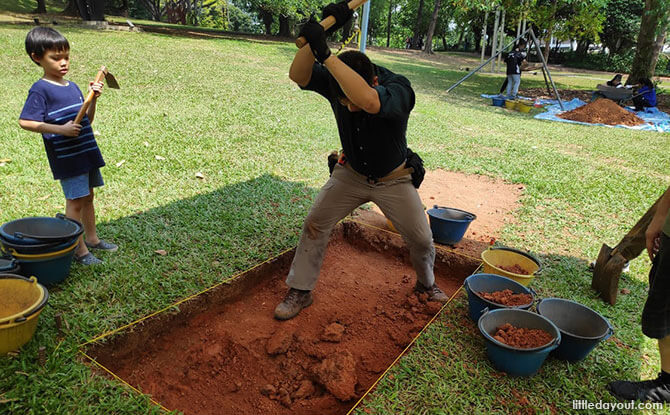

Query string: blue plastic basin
[537,298,613,362]
[492,97,506,107]
[0,215,82,245]
[464,273,535,321]
[478,308,561,376]
[15,244,77,286]
[426,205,476,245]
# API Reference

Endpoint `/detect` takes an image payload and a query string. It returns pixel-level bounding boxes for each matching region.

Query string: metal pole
[360,0,370,53]
[480,11,488,62]
[529,27,564,110]
[447,28,530,93]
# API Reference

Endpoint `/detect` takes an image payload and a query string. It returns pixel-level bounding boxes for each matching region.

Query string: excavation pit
[87,221,480,415]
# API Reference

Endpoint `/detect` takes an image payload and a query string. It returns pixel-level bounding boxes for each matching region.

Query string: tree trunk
[479,11,488,59]
[411,0,425,49]
[278,14,290,37]
[442,35,447,50]
[120,0,129,17]
[35,0,47,13]
[260,9,273,35]
[543,0,557,63]
[628,0,670,84]
[62,0,79,15]
[139,0,163,21]
[386,0,393,48]
[423,0,440,54]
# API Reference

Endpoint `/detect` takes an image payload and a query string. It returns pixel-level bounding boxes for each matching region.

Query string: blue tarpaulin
[534,98,670,133]
[480,94,670,133]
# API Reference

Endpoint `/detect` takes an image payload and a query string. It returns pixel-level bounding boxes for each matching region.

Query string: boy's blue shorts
[60,168,104,200]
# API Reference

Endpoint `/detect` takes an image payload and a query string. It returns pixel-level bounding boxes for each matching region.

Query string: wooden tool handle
[295,0,368,49]
[73,66,107,125]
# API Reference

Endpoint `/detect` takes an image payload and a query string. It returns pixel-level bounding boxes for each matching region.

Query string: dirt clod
[313,350,358,401]
[321,323,345,343]
[267,328,295,355]
[292,380,315,399]
[496,264,530,275]
[260,384,276,396]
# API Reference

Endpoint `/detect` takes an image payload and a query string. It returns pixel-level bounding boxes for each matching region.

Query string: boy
[19,27,117,265]
[274,6,448,321]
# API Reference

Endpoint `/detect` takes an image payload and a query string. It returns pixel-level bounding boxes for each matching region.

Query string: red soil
[496,264,530,275]
[89,222,478,415]
[478,289,532,306]
[493,323,553,349]
[557,98,645,126]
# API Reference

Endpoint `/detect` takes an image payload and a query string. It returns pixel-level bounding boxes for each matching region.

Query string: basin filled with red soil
[87,221,479,415]
[478,289,532,306]
[557,98,645,126]
[493,323,553,349]
[496,264,530,275]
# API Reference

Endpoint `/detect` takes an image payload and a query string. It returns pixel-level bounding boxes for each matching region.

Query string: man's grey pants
[286,163,435,291]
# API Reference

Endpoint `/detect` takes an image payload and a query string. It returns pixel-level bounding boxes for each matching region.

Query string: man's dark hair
[329,50,377,100]
[516,39,527,48]
[25,27,69,65]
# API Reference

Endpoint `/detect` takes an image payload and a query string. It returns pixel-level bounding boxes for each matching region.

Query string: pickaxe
[295,0,369,49]
[73,66,120,125]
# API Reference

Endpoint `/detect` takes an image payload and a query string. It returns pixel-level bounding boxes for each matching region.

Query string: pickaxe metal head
[99,65,120,89]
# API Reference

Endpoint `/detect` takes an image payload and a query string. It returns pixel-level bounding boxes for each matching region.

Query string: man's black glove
[299,18,331,64]
[322,1,353,35]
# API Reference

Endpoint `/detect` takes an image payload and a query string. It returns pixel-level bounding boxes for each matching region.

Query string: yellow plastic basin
[504,100,517,110]
[0,274,49,354]
[517,101,533,113]
[480,247,541,286]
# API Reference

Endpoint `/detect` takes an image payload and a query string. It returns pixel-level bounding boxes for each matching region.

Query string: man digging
[275,3,448,321]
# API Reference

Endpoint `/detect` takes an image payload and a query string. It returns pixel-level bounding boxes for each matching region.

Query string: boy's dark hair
[25,27,69,65]
[329,50,377,100]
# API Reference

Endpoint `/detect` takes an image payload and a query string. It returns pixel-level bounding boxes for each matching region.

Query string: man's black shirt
[301,63,415,179]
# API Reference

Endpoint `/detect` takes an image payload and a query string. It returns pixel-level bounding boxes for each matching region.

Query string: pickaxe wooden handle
[73,66,108,125]
[295,0,368,49]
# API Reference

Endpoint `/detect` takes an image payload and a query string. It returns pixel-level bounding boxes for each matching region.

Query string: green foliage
[227,2,259,32]
[600,0,644,55]
[558,49,670,76]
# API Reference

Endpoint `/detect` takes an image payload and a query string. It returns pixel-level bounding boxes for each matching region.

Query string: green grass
[0,18,669,415]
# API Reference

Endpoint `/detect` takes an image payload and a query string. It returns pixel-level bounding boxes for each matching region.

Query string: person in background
[633,77,657,111]
[606,74,624,88]
[504,39,527,99]
[608,186,670,404]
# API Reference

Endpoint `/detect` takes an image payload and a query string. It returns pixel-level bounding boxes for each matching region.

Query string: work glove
[322,1,353,35]
[299,18,331,64]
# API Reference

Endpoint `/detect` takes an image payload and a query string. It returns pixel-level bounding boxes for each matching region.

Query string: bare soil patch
[520,87,670,114]
[353,169,523,258]
[88,222,479,415]
[478,290,532,306]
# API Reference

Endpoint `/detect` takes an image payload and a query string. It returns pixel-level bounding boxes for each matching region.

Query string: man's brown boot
[414,282,448,303]
[274,288,313,320]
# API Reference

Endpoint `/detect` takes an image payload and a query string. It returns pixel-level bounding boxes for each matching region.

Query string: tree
[600,0,644,55]
[35,0,47,13]
[138,0,166,20]
[629,0,670,83]
[411,0,426,48]
[424,0,441,53]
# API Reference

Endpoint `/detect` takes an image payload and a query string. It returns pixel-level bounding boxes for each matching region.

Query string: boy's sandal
[74,252,102,266]
[85,240,118,252]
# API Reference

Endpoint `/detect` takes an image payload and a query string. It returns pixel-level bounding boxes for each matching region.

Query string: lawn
[0,6,669,415]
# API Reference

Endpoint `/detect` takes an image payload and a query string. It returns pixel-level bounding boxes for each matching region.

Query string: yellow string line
[335,29,361,55]
[80,350,170,412]
[345,218,483,263]
[80,245,296,347]
[346,284,464,415]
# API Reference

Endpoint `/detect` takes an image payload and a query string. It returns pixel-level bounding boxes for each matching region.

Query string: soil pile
[478,289,532,306]
[496,264,529,275]
[558,98,645,126]
[493,323,553,349]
